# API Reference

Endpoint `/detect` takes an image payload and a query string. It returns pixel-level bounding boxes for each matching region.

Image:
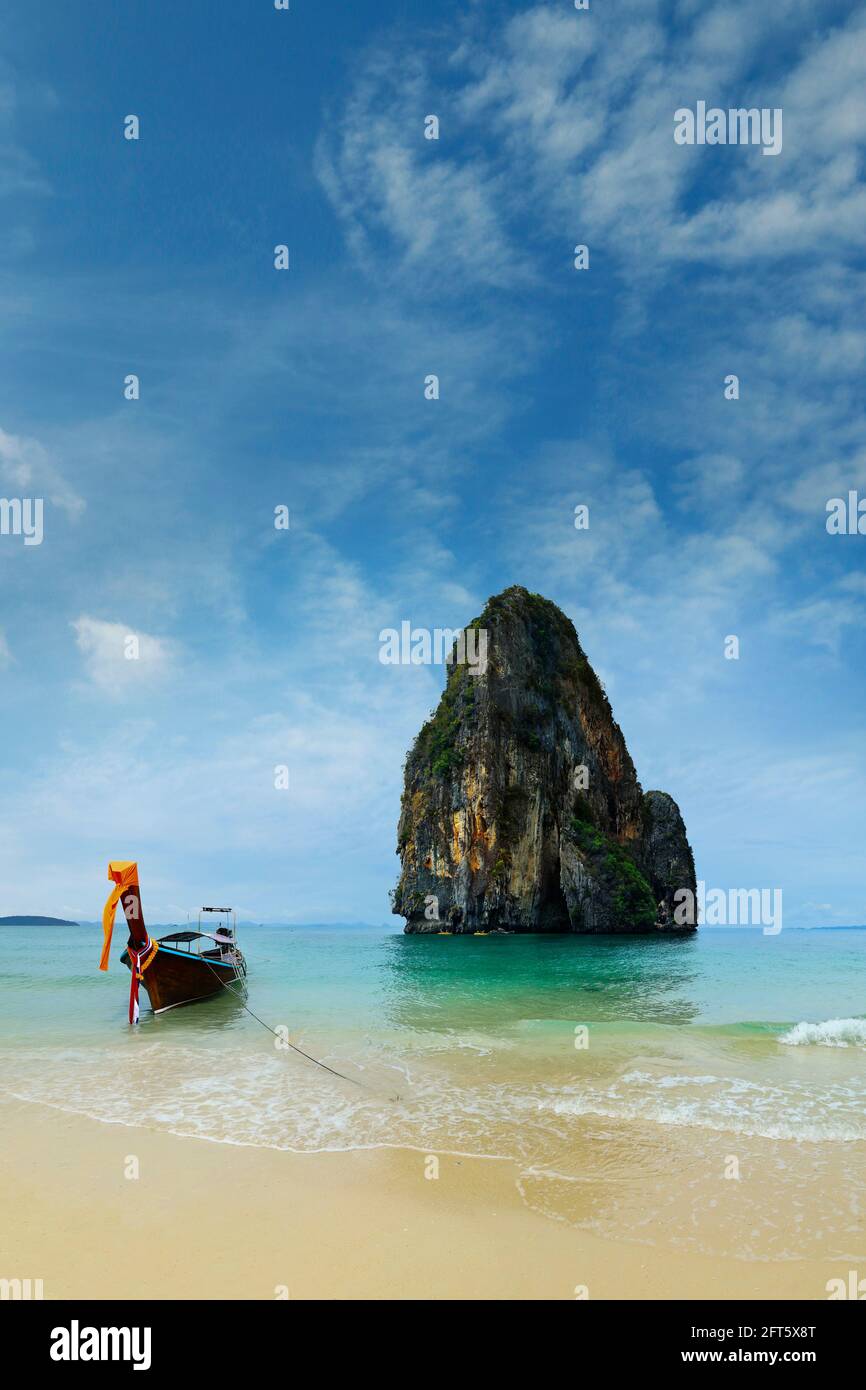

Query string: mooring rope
[199,955,367,1089]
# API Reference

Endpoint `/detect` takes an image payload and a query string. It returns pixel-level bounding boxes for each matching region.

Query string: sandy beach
[1,1097,843,1301]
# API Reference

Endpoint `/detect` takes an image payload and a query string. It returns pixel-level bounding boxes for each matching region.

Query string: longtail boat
[99,861,247,1022]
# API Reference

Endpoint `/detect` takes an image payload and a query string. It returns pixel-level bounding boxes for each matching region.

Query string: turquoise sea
[2,924,865,1261]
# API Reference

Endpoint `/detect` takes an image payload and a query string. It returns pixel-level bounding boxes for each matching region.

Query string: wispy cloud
[319,1,866,288]
[0,53,53,257]
[0,425,84,518]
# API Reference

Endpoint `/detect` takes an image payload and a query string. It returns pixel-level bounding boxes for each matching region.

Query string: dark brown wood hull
[121,944,243,1012]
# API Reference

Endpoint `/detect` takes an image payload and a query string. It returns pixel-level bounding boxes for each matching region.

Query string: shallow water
[2,924,865,1260]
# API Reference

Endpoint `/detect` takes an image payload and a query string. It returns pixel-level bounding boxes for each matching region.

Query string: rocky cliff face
[393,586,696,934]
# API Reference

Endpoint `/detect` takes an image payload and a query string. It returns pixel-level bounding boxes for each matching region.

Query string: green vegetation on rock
[409,661,471,781]
[567,816,657,931]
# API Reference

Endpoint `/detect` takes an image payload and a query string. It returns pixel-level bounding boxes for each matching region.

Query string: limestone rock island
[393,587,696,934]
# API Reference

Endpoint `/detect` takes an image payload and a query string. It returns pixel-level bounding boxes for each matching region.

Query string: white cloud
[0,425,84,519]
[785,454,866,517]
[71,617,174,695]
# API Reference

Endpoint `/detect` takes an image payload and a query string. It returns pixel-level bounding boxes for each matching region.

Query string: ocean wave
[6,1027,866,1154]
[540,1070,866,1142]
[779,1018,866,1048]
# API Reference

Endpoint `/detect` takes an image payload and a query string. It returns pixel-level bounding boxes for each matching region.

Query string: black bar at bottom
[4,1297,861,1374]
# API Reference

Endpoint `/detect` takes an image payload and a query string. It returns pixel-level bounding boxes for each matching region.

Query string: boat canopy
[159,929,234,945]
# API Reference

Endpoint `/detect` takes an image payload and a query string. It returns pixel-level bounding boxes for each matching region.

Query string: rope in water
[199,954,366,1089]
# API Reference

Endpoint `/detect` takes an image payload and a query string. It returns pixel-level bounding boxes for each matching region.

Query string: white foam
[539,1071,866,1142]
[779,1018,866,1049]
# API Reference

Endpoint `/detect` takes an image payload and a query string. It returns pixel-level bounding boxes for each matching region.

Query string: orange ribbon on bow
[99,861,140,972]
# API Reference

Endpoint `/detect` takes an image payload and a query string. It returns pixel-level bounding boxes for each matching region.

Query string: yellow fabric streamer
[135,940,159,976]
[99,860,139,972]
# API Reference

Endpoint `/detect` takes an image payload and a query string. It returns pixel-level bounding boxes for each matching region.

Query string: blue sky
[1,0,864,925]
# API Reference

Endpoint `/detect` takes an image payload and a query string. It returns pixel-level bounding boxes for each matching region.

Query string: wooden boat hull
[120,943,244,1013]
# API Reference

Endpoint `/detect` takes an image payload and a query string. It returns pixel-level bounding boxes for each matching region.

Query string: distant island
[0,915,80,926]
